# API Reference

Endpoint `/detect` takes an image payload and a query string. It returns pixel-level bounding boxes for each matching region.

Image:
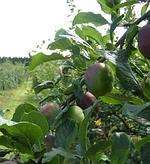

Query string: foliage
[0,61,27,91]
[0,57,29,65]
[0,0,150,163]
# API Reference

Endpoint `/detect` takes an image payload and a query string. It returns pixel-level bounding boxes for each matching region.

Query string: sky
[0,0,143,57]
[0,0,100,57]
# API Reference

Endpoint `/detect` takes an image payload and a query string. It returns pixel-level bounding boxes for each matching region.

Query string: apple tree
[0,0,150,163]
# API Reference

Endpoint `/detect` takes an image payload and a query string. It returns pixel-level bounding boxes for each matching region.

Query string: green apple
[68,106,85,124]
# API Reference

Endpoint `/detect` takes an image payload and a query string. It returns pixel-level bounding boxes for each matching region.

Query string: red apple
[77,91,96,109]
[138,24,150,59]
[84,63,113,97]
[40,103,59,119]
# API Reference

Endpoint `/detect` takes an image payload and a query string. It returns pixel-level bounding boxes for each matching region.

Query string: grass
[0,80,37,119]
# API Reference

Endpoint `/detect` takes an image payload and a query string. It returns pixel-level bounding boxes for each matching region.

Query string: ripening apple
[40,103,59,119]
[138,24,150,59]
[84,63,113,97]
[76,91,96,109]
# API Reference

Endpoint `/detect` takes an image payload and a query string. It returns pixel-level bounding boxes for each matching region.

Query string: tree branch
[116,10,150,47]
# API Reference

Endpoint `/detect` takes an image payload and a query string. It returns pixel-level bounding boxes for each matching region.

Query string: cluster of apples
[40,61,113,150]
[40,63,113,123]
[41,63,113,113]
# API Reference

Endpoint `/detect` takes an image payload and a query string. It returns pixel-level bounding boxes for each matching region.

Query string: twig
[115,10,150,47]
[61,95,75,110]
[113,113,131,130]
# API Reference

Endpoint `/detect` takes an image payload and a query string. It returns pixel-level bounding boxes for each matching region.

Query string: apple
[68,106,85,124]
[138,24,150,59]
[84,63,113,97]
[76,91,96,109]
[40,103,59,119]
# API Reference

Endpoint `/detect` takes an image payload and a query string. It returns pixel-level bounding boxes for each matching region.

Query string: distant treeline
[0,57,30,65]
[0,57,30,90]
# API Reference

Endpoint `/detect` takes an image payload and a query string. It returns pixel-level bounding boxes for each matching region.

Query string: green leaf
[96,0,112,14]
[21,111,49,135]
[113,0,137,10]
[33,80,54,94]
[97,0,121,14]
[111,132,131,164]
[141,2,149,16]
[143,73,150,99]
[48,37,73,50]
[73,12,109,26]
[29,52,67,70]
[96,153,110,162]
[42,148,78,163]
[126,25,138,45]
[10,123,43,145]
[75,26,85,39]
[135,136,150,152]
[137,105,150,122]
[79,101,99,156]
[12,103,37,122]
[0,135,14,149]
[101,95,122,105]
[75,26,104,46]
[110,14,124,43]
[122,102,150,121]
[141,142,150,164]
[55,119,78,149]
[86,140,111,159]
[73,55,87,70]
[0,117,44,154]
[116,50,142,95]
[55,28,69,40]
[101,92,144,105]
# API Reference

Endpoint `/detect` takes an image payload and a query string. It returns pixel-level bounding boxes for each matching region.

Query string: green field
[0,80,36,119]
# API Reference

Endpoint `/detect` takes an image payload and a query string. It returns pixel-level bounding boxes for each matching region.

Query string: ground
[0,81,36,119]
